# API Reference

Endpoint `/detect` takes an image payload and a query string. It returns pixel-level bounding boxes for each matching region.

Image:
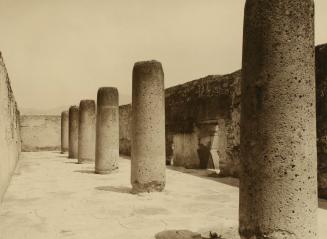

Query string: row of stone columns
[61,60,166,193]
[60,0,318,236]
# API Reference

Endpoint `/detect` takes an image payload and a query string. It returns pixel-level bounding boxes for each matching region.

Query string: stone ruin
[18,43,327,201]
[0,1,327,238]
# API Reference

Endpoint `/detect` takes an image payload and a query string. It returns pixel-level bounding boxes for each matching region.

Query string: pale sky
[0,0,326,111]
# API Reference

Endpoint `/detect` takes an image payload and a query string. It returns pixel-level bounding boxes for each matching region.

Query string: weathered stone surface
[68,106,79,159]
[0,52,21,202]
[131,60,166,193]
[21,115,60,152]
[155,230,201,239]
[95,87,119,174]
[78,100,96,163]
[316,44,327,199]
[61,111,69,153]
[240,1,317,239]
[165,71,241,174]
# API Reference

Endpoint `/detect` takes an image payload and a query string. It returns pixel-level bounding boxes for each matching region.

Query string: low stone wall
[20,115,61,152]
[0,53,21,202]
[119,70,241,177]
[166,71,241,176]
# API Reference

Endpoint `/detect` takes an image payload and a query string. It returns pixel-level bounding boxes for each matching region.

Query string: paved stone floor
[0,152,327,239]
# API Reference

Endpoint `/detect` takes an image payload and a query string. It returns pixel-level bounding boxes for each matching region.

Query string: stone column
[78,100,96,163]
[131,60,166,193]
[240,1,317,239]
[68,106,79,159]
[95,87,119,174]
[61,111,69,153]
[316,44,327,199]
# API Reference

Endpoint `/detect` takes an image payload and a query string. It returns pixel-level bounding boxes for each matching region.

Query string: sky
[0,0,326,112]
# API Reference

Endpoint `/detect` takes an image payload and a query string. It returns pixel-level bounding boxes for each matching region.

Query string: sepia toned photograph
[0,0,326,238]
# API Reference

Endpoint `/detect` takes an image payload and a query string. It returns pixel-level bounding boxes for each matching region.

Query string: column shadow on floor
[95,186,132,194]
[319,199,327,210]
[167,166,239,188]
[119,155,131,160]
[57,155,68,158]
[119,154,239,188]
[74,169,95,174]
[168,166,327,211]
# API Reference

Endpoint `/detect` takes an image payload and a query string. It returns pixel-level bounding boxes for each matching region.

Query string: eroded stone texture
[131,60,166,193]
[78,100,96,163]
[68,106,79,159]
[240,1,317,238]
[95,87,119,174]
[61,111,69,153]
[316,44,327,199]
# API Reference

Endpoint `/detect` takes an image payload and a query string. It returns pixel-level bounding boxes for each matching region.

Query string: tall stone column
[78,100,96,163]
[95,87,119,174]
[61,111,69,153]
[240,1,317,239]
[316,44,327,198]
[131,60,166,193]
[68,106,79,159]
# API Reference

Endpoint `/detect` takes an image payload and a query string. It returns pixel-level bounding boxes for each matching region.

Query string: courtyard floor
[0,152,326,239]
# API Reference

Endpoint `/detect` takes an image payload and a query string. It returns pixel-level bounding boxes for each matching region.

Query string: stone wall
[166,71,241,176]
[119,70,241,177]
[0,53,21,202]
[20,115,61,152]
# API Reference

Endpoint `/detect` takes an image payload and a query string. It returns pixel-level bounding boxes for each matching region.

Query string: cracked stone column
[78,100,96,164]
[95,87,119,174]
[61,111,69,153]
[240,1,317,239]
[131,60,166,193]
[68,106,79,159]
